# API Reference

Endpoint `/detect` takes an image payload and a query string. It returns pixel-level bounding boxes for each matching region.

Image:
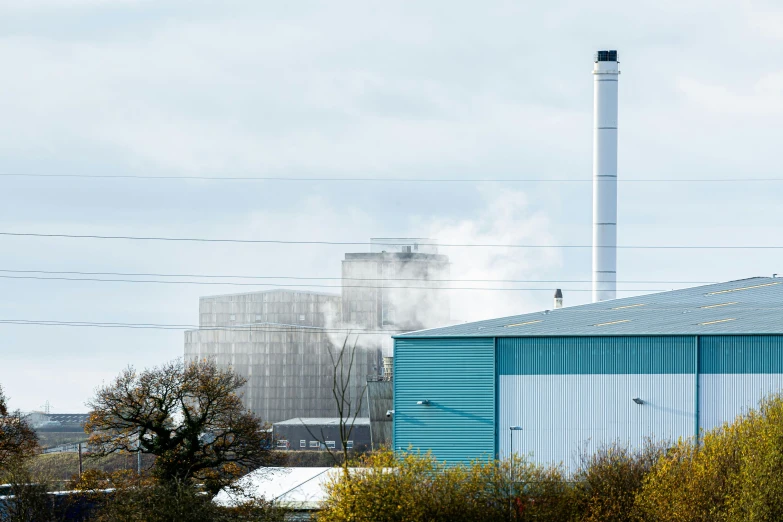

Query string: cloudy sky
[1,0,781,411]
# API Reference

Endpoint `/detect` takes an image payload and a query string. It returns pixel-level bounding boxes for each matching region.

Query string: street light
[509,426,522,458]
[508,426,523,507]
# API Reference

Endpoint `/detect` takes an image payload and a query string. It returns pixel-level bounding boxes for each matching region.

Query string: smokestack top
[554,289,563,299]
[595,50,618,62]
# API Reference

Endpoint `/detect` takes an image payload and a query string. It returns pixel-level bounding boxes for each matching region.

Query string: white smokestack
[554,289,563,309]
[592,50,619,302]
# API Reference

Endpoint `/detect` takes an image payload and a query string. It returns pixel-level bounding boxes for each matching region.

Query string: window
[276,440,288,449]
[230,314,236,321]
[346,440,354,449]
[300,440,306,448]
[255,314,262,321]
[325,441,336,449]
[309,441,319,449]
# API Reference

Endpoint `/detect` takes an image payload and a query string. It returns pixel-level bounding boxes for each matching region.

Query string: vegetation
[0,385,38,470]
[36,432,89,451]
[28,452,156,485]
[70,470,286,522]
[85,359,277,495]
[319,449,573,522]
[10,377,783,521]
[320,392,783,521]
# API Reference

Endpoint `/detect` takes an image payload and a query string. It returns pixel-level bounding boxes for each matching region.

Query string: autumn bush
[317,449,574,522]
[570,439,668,522]
[637,393,783,522]
[319,393,783,522]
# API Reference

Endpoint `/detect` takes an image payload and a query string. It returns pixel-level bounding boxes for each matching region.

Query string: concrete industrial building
[393,277,783,467]
[185,239,450,423]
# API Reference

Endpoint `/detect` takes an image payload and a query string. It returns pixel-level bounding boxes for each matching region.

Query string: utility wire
[0,269,717,285]
[3,309,783,334]
[0,319,406,334]
[1,231,781,249]
[0,273,687,292]
[2,174,782,182]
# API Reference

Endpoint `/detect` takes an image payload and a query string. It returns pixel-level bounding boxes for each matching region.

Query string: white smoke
[423,187,562,323]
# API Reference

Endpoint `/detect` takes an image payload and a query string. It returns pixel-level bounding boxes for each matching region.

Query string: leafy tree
[85,359,275,495]
[0,384,38,470]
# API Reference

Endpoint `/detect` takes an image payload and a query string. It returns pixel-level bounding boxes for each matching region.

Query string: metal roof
[396,277,783,338]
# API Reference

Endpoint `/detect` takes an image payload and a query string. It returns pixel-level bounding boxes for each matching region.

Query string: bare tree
[304,333,367,475]
[85,359,276,495]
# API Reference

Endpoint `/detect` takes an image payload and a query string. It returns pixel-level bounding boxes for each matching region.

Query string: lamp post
[509,426,522,458]
[508,426,523,512]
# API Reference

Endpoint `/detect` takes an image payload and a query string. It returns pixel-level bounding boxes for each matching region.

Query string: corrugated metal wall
[498,336,695,375]
[393,334,783,466]
[700,335,783,431]
[394,337,495,463]
[497,337,695,468]
[498,374,694,467]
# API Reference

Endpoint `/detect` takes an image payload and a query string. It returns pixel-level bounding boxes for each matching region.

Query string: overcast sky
[1,0,782,412]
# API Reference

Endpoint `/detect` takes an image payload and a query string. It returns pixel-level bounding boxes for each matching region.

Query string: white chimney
[592,50,619,302]
[554,289,563,309]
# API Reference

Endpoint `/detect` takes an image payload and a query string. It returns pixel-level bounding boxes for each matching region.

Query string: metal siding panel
[498,374,694,469]
[497,336,694,375]
[497,336,695,469]
[700,374,783,431]
[394,337,495,463]
[700,335,783,373]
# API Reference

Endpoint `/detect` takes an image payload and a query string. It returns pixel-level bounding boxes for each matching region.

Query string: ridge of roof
[396,277,783,338]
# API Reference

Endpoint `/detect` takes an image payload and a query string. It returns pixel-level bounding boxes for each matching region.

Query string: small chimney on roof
[554,289,563,309]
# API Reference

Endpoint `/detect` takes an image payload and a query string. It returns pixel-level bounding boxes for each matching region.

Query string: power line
[2,308,783,334]
[1,174,782,182]
[1,231,782,249]
[0,318,405,334]
[0,274,686,292]
[0,268,717,285]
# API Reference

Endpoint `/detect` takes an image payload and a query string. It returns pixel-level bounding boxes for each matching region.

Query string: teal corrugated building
[393,277,783,467]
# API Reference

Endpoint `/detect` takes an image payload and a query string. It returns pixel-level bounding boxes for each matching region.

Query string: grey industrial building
[185,239,450,424]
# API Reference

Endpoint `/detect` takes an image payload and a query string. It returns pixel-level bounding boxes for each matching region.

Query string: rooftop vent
[554,289,563,309]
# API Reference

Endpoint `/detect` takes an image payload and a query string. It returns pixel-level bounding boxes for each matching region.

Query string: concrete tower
[592,50,619,302]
